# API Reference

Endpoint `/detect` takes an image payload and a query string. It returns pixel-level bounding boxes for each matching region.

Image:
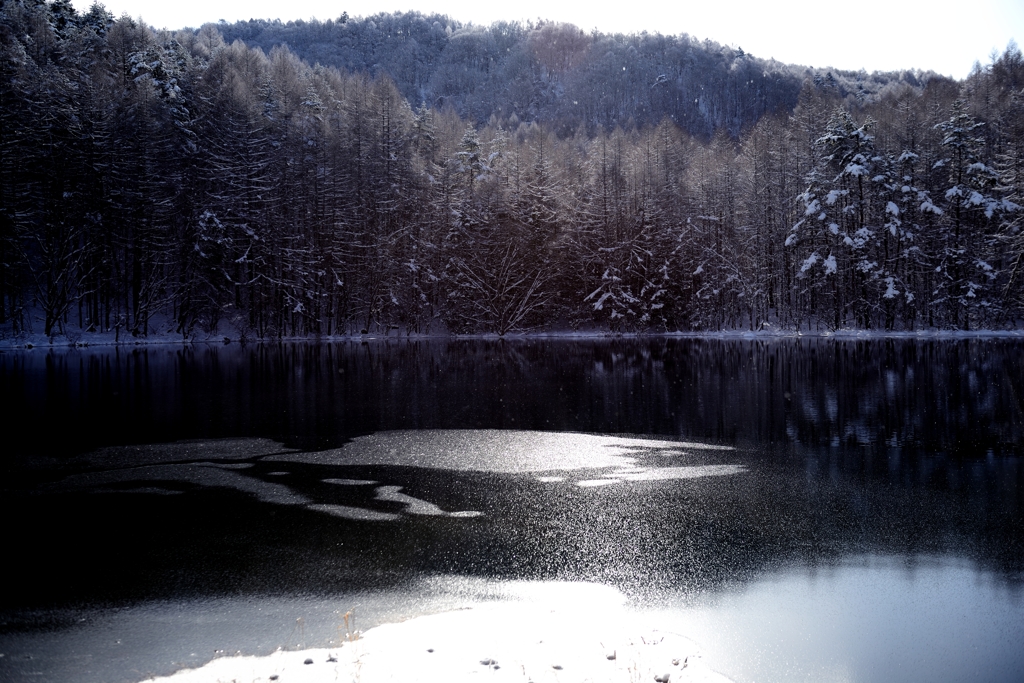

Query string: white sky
[70,0,1023,79]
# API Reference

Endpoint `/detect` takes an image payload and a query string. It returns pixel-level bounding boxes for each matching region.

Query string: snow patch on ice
[143,596,734,683]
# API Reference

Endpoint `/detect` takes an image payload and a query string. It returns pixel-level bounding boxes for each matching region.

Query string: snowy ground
[144,601,731,683]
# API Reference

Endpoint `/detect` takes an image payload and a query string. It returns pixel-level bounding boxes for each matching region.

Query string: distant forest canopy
[1,0,1023,340]
[213,11,920,139]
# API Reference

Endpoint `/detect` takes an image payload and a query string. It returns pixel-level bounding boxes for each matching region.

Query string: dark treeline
[1,1,1022,340]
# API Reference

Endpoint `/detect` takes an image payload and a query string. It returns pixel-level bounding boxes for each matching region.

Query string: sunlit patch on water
[575,464,745,488]
[40,431,743,524]
[374,485,482,517]
[267,429,734,472]
[610,465,747,481]
[307,503,401,521]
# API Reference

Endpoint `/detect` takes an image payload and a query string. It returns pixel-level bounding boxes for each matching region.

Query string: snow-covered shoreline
[3,326,1024,350]
[143,602,732,683]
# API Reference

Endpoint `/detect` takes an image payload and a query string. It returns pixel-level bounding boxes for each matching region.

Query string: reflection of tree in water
[8,339,1024,465]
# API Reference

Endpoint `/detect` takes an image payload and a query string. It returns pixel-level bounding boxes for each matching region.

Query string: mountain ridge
[211,11,951,138]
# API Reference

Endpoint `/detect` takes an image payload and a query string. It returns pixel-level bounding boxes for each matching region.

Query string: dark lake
[1,338,1023,683]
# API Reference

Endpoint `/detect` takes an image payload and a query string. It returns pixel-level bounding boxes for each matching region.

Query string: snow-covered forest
[2,1,1022,339]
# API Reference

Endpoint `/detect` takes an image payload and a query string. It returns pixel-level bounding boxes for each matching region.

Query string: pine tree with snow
[934,100,1015,328]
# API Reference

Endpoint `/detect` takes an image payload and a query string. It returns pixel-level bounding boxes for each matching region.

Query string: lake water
[1,338,1022,682]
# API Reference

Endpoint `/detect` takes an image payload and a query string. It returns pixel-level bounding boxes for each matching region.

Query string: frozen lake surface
[1,339,1022,682]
